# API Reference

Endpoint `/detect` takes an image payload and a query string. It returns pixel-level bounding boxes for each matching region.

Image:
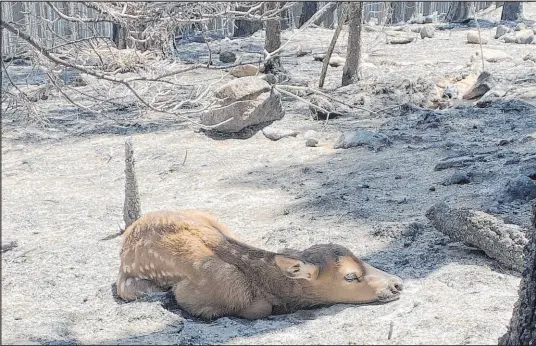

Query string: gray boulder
[334,129,392,151]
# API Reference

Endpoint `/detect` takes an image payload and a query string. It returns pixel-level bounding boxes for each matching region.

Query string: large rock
[420,25,435,39]
[213,76,270,103]
[467,31,488,44]
[462,71,497,100]
[334,129,392,151]
[495,24,509,39]
[201,77,284,132]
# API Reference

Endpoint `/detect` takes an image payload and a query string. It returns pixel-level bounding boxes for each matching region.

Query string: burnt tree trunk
[446,2,475,22]
[123,138,141,232]
[390,1,405,24]
[499,201,536,345]
[234,4,263,37]
[341,2,362,87]
[501,2,523,21]
[299,2,318,28]
[302,2,338,28]
[264,1,284,76]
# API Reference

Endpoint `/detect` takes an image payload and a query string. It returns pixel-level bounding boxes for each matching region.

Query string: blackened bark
[234,4,263,37]
[341,2,362,87]
[264,1,284,75]
[499,201,536,345]
[501,2,523,22]
[299,2,318,28]
[446,2,475,22]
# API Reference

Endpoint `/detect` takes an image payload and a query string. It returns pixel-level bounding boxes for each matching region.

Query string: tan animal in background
[116,140,404,320]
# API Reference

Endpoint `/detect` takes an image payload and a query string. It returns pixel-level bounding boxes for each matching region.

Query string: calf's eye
[344,273,360,282]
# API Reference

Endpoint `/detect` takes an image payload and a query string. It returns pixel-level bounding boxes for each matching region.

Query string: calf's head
[275,244,403,305]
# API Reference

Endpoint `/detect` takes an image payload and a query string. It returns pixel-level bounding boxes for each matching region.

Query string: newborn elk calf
[116,140,404,320]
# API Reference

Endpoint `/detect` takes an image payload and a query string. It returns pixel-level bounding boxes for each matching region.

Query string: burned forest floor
[2,4,536,345]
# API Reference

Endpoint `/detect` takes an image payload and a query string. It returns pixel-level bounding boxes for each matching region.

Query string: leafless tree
[1,2,295,127]
[341,2,363,87]
[501,2,523,22]
[499,201,536,345]
[445,2,475,22]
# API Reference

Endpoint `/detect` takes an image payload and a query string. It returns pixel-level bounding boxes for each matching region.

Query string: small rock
[230,64,259,78]
[476,83,510,107]
[333,129,392,151]
[2,240,18,253]
[296,47,312,57]
[305,138,319,147]
[410,25,423,33]
[420,25,435,39]
[462,71,497,100]
[467,31,488,44]
[480,48,513,63]
[261,74,277,85]
[524,52,536,62]
[309,95,336,120]
[429,186,436,191]
[262,126,299,141]
[494,24,509,39]
[444,85,458,99]
[313,53,325,62]
[425,14,435,24]
[515,30,534,44]
[502,34,517,43]
[388,36,415,44]
[519,163,536,179]
[329,55,346,67]
[500,175,536,202]
[303,130,319,141]
[498,139,509,146]
[515,23,526,31]
[443,172,472,185]
[11,58,30,66]
[219,51,237,63]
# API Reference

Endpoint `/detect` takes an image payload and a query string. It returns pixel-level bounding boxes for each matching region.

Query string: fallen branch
[277,84,379,117]
[319,4,348,88]
[426,202,528,272]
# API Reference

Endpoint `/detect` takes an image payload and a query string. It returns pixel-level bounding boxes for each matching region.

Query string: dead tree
[341,2,363,87]
[234,3,263,37]
[263,1,284,76]
[501,2,523,22]
[445,2,475,22]
[123,138,141,232]
[302,2,338,28]
[299,2,318,28]
[499,201,536,345]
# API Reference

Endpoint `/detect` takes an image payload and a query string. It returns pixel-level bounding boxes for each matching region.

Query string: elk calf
[117,140,403,320]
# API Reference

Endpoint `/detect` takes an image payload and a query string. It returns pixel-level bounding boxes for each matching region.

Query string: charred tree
[299,2,318,28]
[445,2,475,22]
[501,2,523,22]
[341,2,363,87]
[499,201,536,345]
[264,1,285,76]
[234,4,263,37]
[123,138,141,232]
